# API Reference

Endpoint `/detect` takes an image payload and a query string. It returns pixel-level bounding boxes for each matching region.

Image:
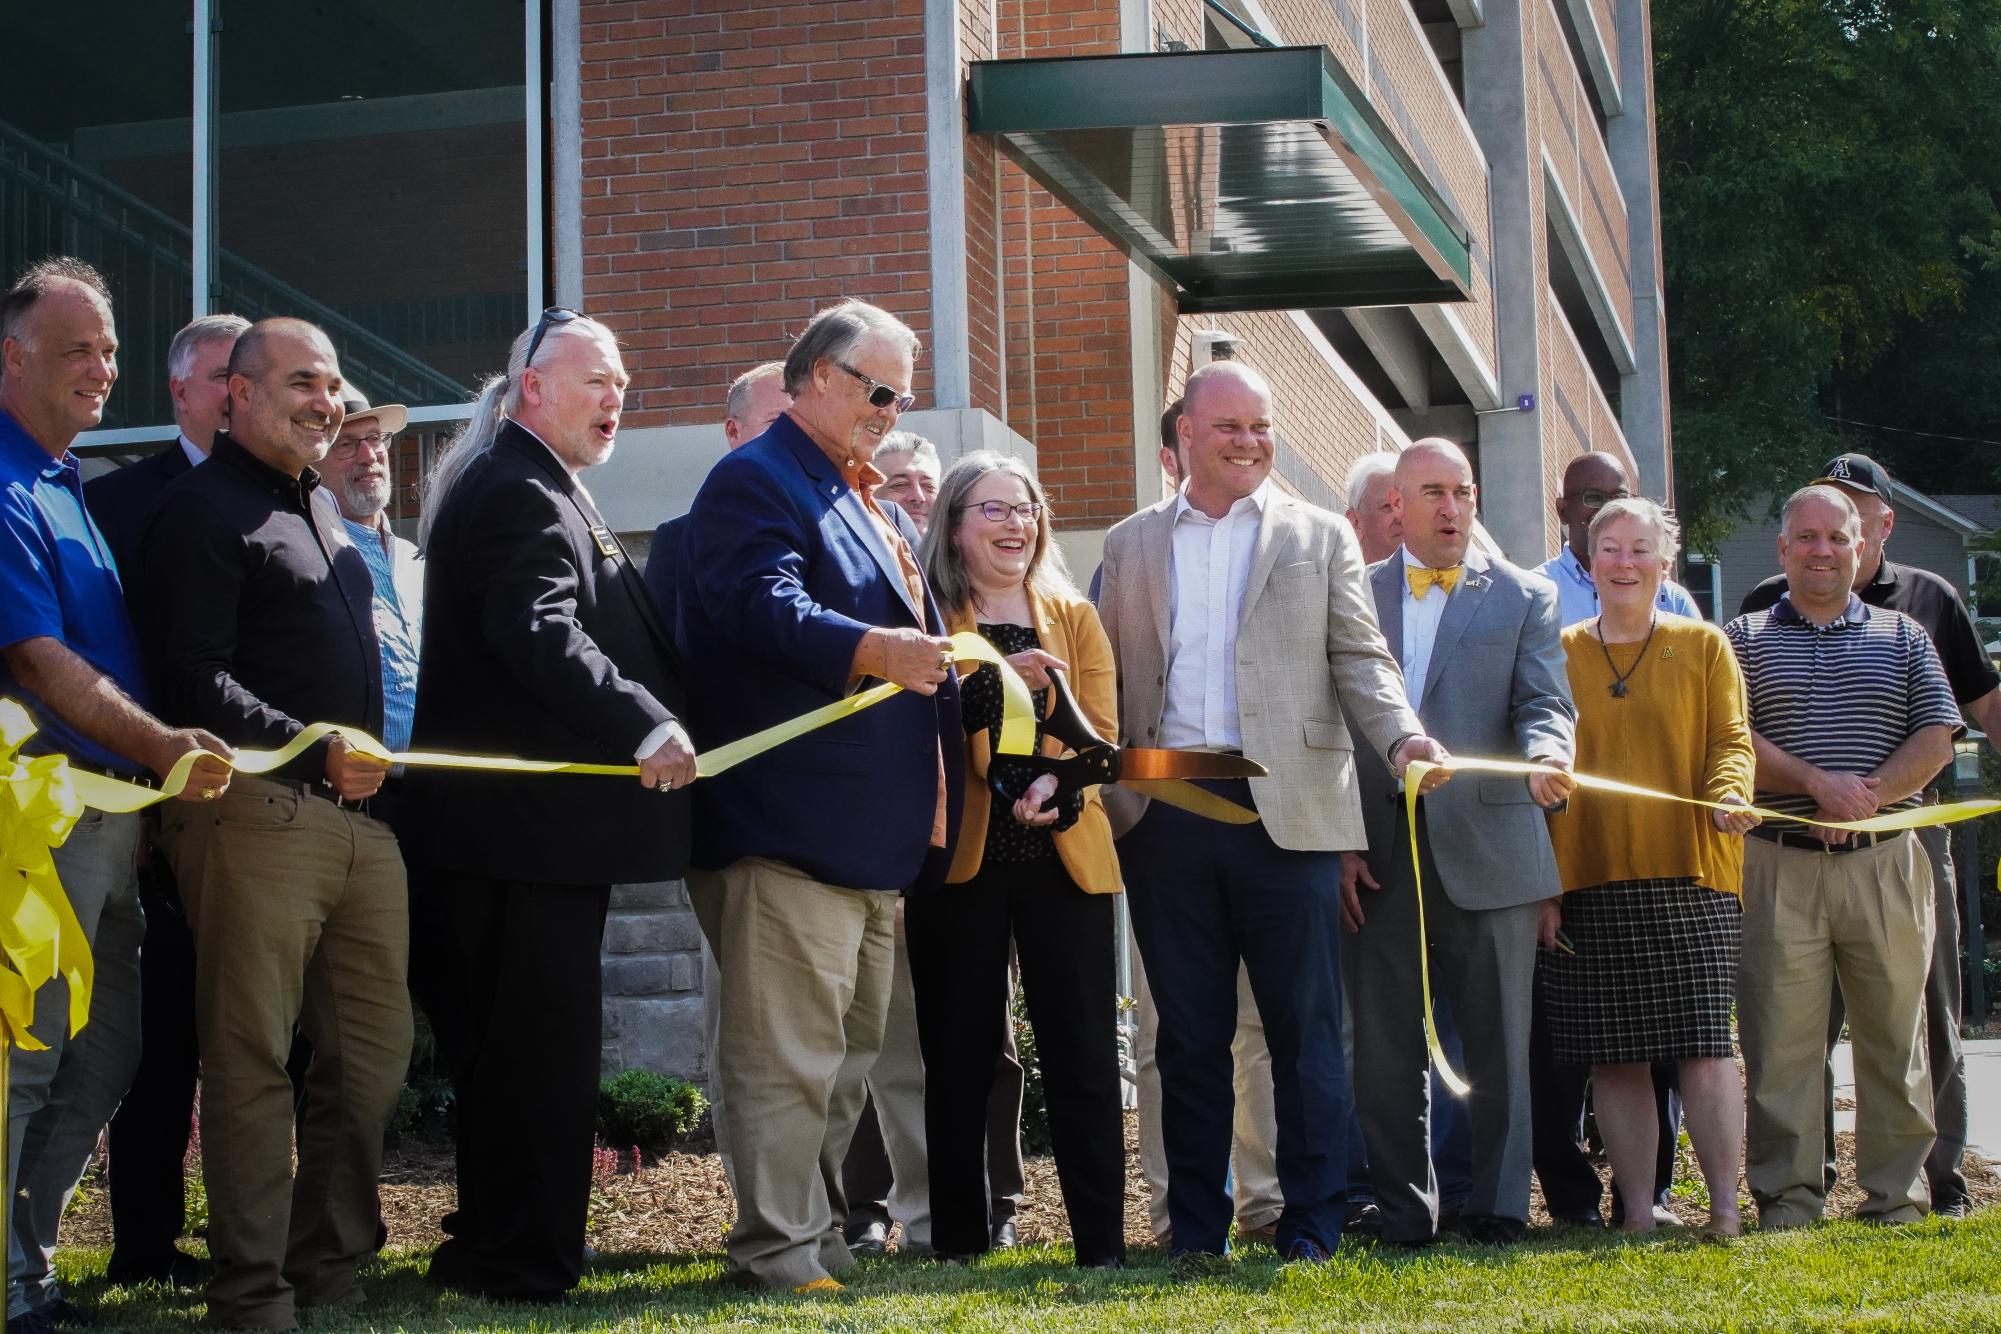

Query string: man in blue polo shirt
[0,256,231,1333]
[1535,452,1701,623]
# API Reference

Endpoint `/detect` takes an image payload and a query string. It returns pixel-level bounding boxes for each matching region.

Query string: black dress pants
[105,858,199,1278]
[420,871,610,1300]
[905,857,1124,1264]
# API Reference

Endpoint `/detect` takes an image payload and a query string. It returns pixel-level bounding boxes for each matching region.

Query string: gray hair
[420,312,616,546]
[1780,483,1861,538]
[167,313,250,381]
[920,450,1076,611]
[1586,496,1683,565]
[872,430,939,469]
[725,360,786,420]
[782,300,920,397]
[1344,453,1396,513]
[0,256,114,354]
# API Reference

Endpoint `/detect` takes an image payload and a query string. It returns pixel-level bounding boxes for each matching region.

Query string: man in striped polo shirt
[1724,484,1959,1229]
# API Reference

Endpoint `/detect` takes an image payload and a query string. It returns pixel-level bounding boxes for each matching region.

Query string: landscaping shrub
[597,1068,708,1157]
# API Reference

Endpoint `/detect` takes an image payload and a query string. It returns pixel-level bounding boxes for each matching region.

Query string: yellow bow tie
[1406,564,1462,600]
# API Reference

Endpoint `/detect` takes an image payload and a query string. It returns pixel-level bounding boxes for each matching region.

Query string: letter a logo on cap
[1828,458,1852,480]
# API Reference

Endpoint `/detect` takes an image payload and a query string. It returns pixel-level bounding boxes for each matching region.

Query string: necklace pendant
[1609,681,1628,699]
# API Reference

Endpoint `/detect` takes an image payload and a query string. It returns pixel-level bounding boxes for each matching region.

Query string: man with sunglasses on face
[679,299,963,1294]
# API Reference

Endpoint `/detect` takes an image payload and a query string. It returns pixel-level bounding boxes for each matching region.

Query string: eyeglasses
[523,306,582,370]
[329,431,395,459]
[837,362,916,414]
[960,500,1042,523]
[1566,487,1633,509]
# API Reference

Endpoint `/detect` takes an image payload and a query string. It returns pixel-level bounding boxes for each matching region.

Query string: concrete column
[926,0,972,409]
[1459,0,1548,564]
[1608,0,1671,501]
[552,0,584,309]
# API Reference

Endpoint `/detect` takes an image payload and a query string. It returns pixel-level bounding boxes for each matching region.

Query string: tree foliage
[1656,0,2001,548]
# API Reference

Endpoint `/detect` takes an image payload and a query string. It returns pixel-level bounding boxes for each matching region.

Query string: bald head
[1555,451,1636,564]
[226,318,344,477]
[1177,360,1276,518]
[1393,438,1477,568]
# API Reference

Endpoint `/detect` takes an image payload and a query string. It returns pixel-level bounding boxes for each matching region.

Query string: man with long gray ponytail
[400,308,696,1303]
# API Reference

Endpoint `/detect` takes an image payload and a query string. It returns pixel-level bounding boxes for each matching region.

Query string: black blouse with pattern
[966,621,1084,862]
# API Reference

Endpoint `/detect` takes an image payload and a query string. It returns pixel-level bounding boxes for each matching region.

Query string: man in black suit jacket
[641,359,788,631]
[87,314,247,571]
[84,313,246,1289]
[401,310,697,1303]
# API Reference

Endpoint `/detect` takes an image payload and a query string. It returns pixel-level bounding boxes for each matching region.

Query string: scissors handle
[986,666,1120,807]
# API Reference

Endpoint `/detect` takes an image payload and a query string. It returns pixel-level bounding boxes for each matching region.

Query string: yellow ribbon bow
[0,699,97,1053]
[1405,564,1462,600]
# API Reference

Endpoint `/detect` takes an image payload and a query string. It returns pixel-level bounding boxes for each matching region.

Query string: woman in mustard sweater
[905,450,1125,1267]
[1542,497,1759,1239]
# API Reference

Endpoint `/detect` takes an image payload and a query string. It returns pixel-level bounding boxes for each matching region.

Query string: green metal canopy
[967,46,1474,314]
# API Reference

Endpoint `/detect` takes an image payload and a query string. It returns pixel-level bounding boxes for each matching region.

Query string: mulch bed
[57,1111,1996,1257]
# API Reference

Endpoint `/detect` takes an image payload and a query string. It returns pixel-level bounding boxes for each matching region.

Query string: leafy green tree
[1656,0,2001,548]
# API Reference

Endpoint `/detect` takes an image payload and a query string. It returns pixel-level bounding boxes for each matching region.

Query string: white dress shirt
[1160,483,1268,750]
[1398,545,1456,714]
[178,434,207,469]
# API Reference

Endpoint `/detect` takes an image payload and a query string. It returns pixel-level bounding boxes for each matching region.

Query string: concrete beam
[1348,308,1434,410]
[924,0,971,409]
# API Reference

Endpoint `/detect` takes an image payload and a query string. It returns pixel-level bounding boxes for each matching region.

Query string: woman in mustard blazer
[906,450,1125,1268]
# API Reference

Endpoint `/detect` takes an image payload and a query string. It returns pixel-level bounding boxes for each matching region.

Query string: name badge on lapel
[589,524,622,560]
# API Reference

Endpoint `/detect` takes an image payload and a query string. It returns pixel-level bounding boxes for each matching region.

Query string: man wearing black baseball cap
[1739,451,1998,1219]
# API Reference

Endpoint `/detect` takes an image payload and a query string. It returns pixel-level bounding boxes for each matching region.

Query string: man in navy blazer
[679,300,963,1293]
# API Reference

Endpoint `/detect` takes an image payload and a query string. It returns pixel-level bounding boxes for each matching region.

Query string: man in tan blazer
[1099,360,1446,1261]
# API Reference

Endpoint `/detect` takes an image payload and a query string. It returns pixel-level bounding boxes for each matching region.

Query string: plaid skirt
[1540,877,1741,1065]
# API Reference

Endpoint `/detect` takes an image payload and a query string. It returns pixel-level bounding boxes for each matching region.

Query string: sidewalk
[1832,1039,2001,1160]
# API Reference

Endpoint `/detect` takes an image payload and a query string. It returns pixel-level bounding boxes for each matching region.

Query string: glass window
[215,0,528,411]
[2,5,195,428]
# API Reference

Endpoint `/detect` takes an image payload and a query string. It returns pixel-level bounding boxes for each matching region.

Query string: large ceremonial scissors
[984,665,1266,824]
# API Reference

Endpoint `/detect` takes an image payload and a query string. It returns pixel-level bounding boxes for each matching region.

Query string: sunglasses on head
[837,362,916,414]
[523,306,583,370]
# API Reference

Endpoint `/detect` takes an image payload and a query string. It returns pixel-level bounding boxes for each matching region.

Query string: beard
[339,473,392,519]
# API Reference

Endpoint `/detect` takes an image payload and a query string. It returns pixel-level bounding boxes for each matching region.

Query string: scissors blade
[1124,779,1260,825]
[1117,749,1269,781]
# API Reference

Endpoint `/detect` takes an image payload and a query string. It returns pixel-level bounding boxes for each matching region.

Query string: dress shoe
[990,1218,1019,1250]
[845,1219,889,1258]
[105,1250,209,1288]
[1458,1214,1526,1246]
[37,1302,95,1329]
[1236,1222,1278,1248]
[1554,1208,1606,1230]
[1282,1237,1331,1264]
[1168,1248,1231,1277]
[1342,1201,1384,1237]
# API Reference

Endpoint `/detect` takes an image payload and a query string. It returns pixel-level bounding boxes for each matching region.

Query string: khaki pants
[1740,834,1934,1227]
[689,857,895,1290]
[1132,942,1280,1241]
[160,776,412,1330]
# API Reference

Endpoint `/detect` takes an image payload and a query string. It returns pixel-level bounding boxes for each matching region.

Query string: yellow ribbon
[0,700,98,1053]
[1403,756,1998,1097]
[57,631,1037,815]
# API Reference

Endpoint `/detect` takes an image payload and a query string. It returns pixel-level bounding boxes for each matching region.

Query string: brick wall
[991,0,1140,525]
[578,0,933,427]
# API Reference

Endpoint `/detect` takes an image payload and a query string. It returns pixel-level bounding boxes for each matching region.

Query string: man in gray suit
[1099,361,1448,1261]
[1341,438,1576,1247]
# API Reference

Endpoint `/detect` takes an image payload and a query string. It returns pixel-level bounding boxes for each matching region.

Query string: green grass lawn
[58,1211,2001,1332]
